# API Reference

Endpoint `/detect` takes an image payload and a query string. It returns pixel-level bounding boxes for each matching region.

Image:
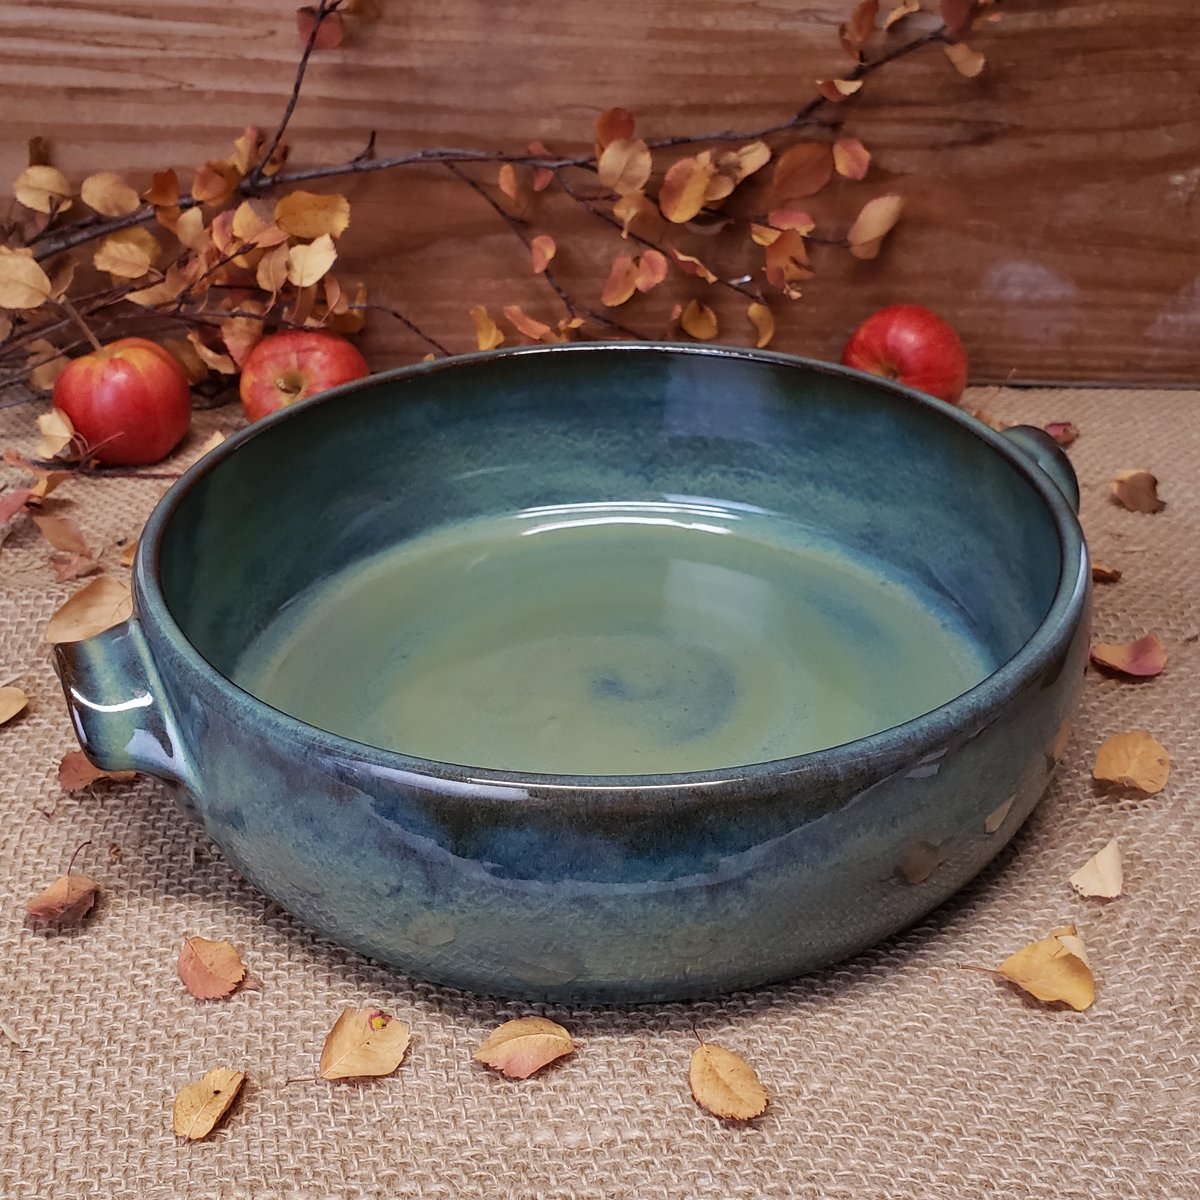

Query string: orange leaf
[680,299,718,341]
[659,152,716,224]
[58,750,135,791]
[766,208,816,233]
[601,254,640,307]
[274,191,351,239]
[613,192,657,238]
[668,246,717,283]
[503,304,552,341]
[635,249,668,292]
[528,142,554,192]
[1110,468,1163,513]
[191,161,239,206]
[728,140,772,182]
[530,234,556,274]
[816,78,865,102]
[843,0,880,48]
[13,165,73,214]
[469,304,505,350]
[26,874,98,924]
[847,193,904,258]
[764,230,813,297]
[594,107,635,153]
[474,1017,575,1079]
[1093,730,1170,795]
[80,171,142,217]
[598,138,653,196]
[770,143,833,204]
[0,686,28,727]
[1090,633,1166,678]
[689,1042,768,1120]
[497,163,520,201]
[884,0,921,29]
[944,42,985,77]
[172,1067,245,1140]
[319,1007,411,1080]
[296,5,345,48]
[833,136,871,180]
[747,302,775,348]
[229,126,264,176]
[142,168,180,208]
[178,936,247,1000]
[988,924,1095,1010]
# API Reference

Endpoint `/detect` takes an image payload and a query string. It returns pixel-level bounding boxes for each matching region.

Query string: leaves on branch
[940,0,977,40]
[669,246,717,282]
[594,107,636,155]
[635,248,668,292]
[612,192,658,238]
[601,254,640,307]
[475,1017,575,1079]
[816,78,865,102]
[13,165,73,214]
[274,190,351,239]
[93,229,156,280]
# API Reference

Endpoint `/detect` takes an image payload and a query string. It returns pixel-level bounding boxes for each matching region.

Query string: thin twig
[57,296,102,351]
[348,303,451,357]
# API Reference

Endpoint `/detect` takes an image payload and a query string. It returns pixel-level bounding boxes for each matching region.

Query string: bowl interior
[156,347,1063,774]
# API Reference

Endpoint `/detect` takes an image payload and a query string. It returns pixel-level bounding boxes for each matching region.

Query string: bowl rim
[136,341,1089,796]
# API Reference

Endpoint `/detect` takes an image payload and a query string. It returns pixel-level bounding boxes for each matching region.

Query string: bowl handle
[53,618,197,793]
[1002,425,1081,513]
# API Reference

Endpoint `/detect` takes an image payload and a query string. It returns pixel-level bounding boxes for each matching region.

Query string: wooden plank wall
[2,0,1198,384]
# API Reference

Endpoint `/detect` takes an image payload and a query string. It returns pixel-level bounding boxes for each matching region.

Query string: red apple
[238,330,369,423]
[841,304,969,404]
[52,337,192,466]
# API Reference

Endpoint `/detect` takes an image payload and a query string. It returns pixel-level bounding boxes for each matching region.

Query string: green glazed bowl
[55,343,1089,1002]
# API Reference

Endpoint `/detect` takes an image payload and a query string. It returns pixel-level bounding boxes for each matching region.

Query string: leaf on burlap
[172,1067,245,1139]
[80,171,142,217]
[1090,562,1121,584]
[1110,468,1164,513]
[274,191,350,239]
[26,874,98,924]
[1093,730,1170,795]
[31,514,90,556]
[689,1042,768,1120]
[178,937,247,1000]
[44,576,132,644]
[469,304,505,350]
[747,302,775,348]
[0,687,28,726]
[58,750,136,791]
[1069,839,1123,899]
[1044,421,1078,447]
[986,924,1096,1011]
[13,165,73,214]
[474,1017,575,1079]
[319,1007,411,1080]
[36,409,75,459]
[1090,633,1166,678]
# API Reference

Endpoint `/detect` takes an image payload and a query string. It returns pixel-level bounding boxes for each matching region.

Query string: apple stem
[58,296,103,352]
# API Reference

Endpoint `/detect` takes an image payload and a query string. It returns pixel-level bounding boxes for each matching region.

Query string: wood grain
[2,0,1198,383]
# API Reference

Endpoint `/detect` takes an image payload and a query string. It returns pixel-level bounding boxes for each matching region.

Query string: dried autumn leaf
[142,168,179,208]
[689,1042,768,1120]
[256,243,291,297]
[764,230,813,297]
[680,300,718,341]
[530,234,556,275]
[771,142,833,204]
[185,330,237,375]
[297,5,345,48]
[27,341,71,392]
[613,192,657,238]
[32,514,90,556]
[58,749,136,791]
[13,165,73,214]
[766,208,816,234]
[1070,839,1123,899]
[668,247,718,283]
[1091,562,1121,584]
[286,233,337,288]
[991,924,1095,1011]
[191,161,239,206]
[172,1068,245,1140]
[659,152,716,224]
[884,0,921,29]
[319,1007,411,1080]
[594,107,636,153]
[1044,420,1078,447]
[0,488,33,524]
[1090,633,1166,678]
[178,936,247,1000]
[228,126,263,176]
[747,302,775,348]
[729,140,771,181]
[470,304,504,350]
[93,232,152,280]
[0,686,28,726]
[0,248,53,310]
[497,163,520,202]
[598,138,653,196]
[220,315,264,369]
[475,1017,575,1079]
[51,553,101,584]
[503,304,552,341]
[1110,468,1163,513]
[36,409,75,459]
[45,576,132,644]
[601,254,640,307]
[1093,730,1170,795]
[80,171,141,217]
[172,207,210,253]
[842,0,880,50]
[26,874,98,923]
[274,190,351,239]
[944,42,985,77]
[232,200,288,249]
[847,193,904,259]
[817,78,865,102]
[635,249,668,292]
[833,136,871,180]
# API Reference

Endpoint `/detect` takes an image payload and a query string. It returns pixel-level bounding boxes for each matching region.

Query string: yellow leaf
[847,193,904,259]
[286,233,337,288]
[613,192,657,239]
[36,409,75,458]
[172,1067,245,1139]
[680,299,718,341]
[1110,468,1163,513]
[274,191,351,239]
[229,126,263,176]
[689,1042,768,1120]
[13,165,73,214]
[503,303,552,341]
[256,243,291,297]
[833,136,871,180]
[177,936,247,1000]
[0,686,28,726]
[93,233,152,280]
[469,304,505,350]
[319,1007,411,1081]
[474,1017,575,1079]
[191,160,239,206]
[185,330,237,375]
[173,207,210,254]
[728,140,771,182]
[601,254,639,307]
[659,152,716,223]
[80,171,142,217]
[747,302,775,348]
[1093,730,1170,795]
[668,247,717,283]
[0,247,53,310]
[45,576,133,644]
[816,78,865,102]
[598,138,653,196]
[884,0,921,29]
[944,42,986,77]
[232,199,288,248]
[1090,633,1166,677]
[1069,839,1123,899]
[530,234,556,274]
[990,924,1095,1010]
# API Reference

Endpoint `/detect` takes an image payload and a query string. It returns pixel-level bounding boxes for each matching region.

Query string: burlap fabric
[0,388,1195,1200]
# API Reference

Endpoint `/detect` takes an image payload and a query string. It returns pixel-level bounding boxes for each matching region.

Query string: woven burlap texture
[0,389,1196,1200]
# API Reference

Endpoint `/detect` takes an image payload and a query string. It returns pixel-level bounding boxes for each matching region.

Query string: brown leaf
[0,247,53,310]
[601,254,640,307]
[746,302,775,348]
[939,0,976,39]
[816,78,865,102]
[635,249,668,292]
[191,161,239,207]
[1093,730,1170,795]
[26,874,98,923]
[36,409,76,459]
[178,936,247,1000]
[296,5,345,48]
[319,1007,411,1080]
[118,539,139,568]
[680,300,718,341]
[45,576,133,644]
[93,231,153,280]
[944,42,985,77]
[668,247,717,283]
[274,191,351,240]
[80,171,142,217]
[1043,421,1078,447]
[1110,468,1163,513]
[51,553,102,584]
[594,107,636,154]
[659,152,716,224]
[469,304,505,351]
[474,1016,575,1079]
[160,336,208,384]
[142,168,179,208]
[0,488,33,524]
[833,136,871,180]
[989,924,1095,1011]
[1069,839,1123,899]
[172,1067,245,1140]
[771,143,833,204]
[1091,562,1121,584]
[689,1042,768,1120]
[503,304,552,341]
[0,686,28,726]
[1090,633,1166,678]
[613,192,658,238]
[286,233,337,288]
[13,165,73,214]
[58,749,136,791]
[847,193,904,258]
[32,514,90,556]
[884,0,921,30]
[530,234,556,275]
[598,138,653,196]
